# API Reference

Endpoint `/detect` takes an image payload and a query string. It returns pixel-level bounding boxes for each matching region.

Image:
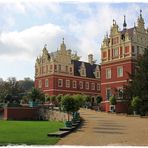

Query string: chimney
[88,54,93,64]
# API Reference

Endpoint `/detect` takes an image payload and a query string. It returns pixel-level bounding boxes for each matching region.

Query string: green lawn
[0,120,64,145]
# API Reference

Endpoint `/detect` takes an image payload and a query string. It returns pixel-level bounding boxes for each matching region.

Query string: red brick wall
[35,74,100,97]
[4,107,39,120]
[101,59,135,112]
[116,102,129,113]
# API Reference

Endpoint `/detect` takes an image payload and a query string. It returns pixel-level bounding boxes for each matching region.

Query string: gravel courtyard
[57,108,148,146]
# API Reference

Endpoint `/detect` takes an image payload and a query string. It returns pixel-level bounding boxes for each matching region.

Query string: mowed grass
[0,120,64,145]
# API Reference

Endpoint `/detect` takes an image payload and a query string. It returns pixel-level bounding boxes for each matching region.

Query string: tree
[56,94,63,107]
[72,94,85,107]
[109,95,117,105]
[125,49,148,115]
[131,96,141,114]
[18,78,34,92]
[28,87,45,103]
[96,95,102,105]
[61,94,80,121]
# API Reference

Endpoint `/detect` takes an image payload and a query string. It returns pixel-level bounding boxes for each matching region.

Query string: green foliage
[61,94,80,121]
[96,95,102,104]
[28,87,45,103]
[125,49,148,115]
[109,95,117,105]
[61,94,80,113]
[50,95,56,102]
[0,120,64,145]
[0,77,34,103]
[131,96,141,111]
[72,94,85,107]
[56,94,63,103]
[82,95,91,102]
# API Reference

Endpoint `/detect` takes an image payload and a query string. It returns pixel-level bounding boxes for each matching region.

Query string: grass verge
[0,120,64,145]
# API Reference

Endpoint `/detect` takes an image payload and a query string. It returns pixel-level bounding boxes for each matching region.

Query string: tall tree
[126,49,148,115]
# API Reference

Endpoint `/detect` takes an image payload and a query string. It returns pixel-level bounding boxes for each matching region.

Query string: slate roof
[72,60,100,78]
[120,27,134,38]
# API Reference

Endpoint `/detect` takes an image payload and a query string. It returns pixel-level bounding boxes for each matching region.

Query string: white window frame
[73,80,77,88]
[45,79,49,88]
[58,79,63,87]
[97,83,100,91]
[117,66,123,77]
[113,48,119,57]
[96,71,100,78]
[106,88,112,100]
[91,83,95,90]
[79,81,83,89]
[66,80,70,88]
[117,87,123,99]
[85,82,89,90]
[39,80,42,88]
[106,68,111,79]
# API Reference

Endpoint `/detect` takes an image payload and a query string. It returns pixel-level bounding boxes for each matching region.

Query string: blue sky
[0,1,148,80]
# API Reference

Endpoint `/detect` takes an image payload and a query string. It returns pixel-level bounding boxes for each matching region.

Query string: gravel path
[57,108,148,146]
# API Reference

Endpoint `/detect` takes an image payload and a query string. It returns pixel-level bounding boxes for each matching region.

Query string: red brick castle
[35,38,101,102]
[100,10,148,112]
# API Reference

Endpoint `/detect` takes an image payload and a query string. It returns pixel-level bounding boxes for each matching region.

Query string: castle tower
[100,10,148,113]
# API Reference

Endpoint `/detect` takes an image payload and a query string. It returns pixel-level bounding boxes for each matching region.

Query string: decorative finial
[106,32,108,38]
[123,15,127,29]
[140,9,142,17]
[44,44,47,48]
[113,19,115,25]
[62,38,64,44]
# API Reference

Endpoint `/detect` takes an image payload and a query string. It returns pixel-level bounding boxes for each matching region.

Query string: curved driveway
[57,109,148,146]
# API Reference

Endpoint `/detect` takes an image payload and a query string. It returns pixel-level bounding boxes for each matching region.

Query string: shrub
[61,94,80,121]
[109,95,117,105]
[131,96,141,112]
[96,95,102,104]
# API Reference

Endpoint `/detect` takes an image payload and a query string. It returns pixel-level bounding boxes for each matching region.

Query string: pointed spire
[44,44,47,49]
[60,37,66,51]
[123,15,127,29]
[62,37,64,44]
[140,9,142,17]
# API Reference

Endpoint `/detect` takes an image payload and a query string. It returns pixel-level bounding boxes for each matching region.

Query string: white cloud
[0,23,64,59]
[0,2,148,80]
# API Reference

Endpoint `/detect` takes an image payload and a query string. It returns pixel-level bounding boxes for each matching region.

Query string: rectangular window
[106,88,112,100]
[66,80,70,88]
[73,81,77,88]
[39,80,42,88]
[45,79,49,88]
[85,82,89,90]
[50,65,52,70]
[96,71,100,78]
[70,67,72,72]
[125,46,129,53]
[117,66,123,77]
[66,66,68,72]
[59,64,61,71]
[113,48,118,57]
[117,87,123,99]
[106,68,111,79]
[91,83,95,90]
[42,66,46,74]
[103,51,107,58]
[79,81,83,89]
[58,79,63,87]
[97,84,100,91]
[54,65,57,72]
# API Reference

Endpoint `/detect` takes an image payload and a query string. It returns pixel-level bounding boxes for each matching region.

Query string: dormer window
[80,62,86,77]
[94,65,100,78]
